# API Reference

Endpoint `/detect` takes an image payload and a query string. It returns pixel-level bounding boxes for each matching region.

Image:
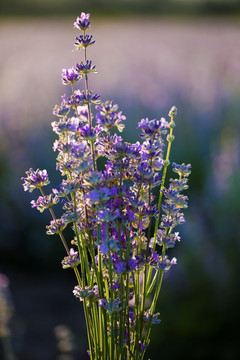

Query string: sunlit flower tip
[74,13,91,31]
[61,67,80,85]
[31,194,59,212]
[172,162,191,178]
[61,248,80,269]
[168,105,177,117]
[21,168,50,192]
[74,34,95,50]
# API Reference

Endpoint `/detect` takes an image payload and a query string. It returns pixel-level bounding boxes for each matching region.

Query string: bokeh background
[1,0,240,359]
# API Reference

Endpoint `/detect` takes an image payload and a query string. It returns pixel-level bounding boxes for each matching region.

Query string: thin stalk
[39,188,70,255]
[146,115,175,293]
[106,222,114,360]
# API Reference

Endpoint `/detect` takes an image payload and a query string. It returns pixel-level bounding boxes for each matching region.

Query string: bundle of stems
[22,12,191,360]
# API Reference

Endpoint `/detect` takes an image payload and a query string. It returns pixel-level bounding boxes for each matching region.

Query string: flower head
[62,248,80,269]
[22,168,49,192]
[46,217,67,235]
[74,34,95,50]
[75,60,97,75]
[61,67,80,85]
[74,13,91,31]
[172,162,191,178]
[31,193,59,212]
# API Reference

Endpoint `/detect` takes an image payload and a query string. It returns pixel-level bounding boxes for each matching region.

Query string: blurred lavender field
[0,16,240,359]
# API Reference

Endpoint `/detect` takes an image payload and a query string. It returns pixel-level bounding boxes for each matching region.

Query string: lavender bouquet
[22,13,191,360]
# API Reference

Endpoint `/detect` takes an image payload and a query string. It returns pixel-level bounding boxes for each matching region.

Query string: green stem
[146,115,175,293]
[39,188,70,255]
[106,222,114,360]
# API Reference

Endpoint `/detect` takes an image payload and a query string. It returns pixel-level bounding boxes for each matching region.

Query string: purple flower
[156,230,181,248]
[172,162,191,178]
[75,60,97,75]
[62,248,80,269]
[51,117,79,135]
[137,117,168,138]
[53,103,70,118]
[85,189,100,204]
[74,13,91,31]
[115,261,125,274]
[99,298,106,307]
[113,282,120,291]
[73,285,99,302]
[99,243,109,254]
[68,90,100,106]
[53,180,77,197]
[77,105,88,117]
[77,123,100,140]
[139,341,148,354]
[99,298,122,314]
[143,310,161,326]
[95,101,126,132]
[151,255,177,271]
[61,67,80,85]
[31,193,59,212]
[46,217,67,235]
[96,209,120,223]
[74,35,95,50]
[22,168,50,192]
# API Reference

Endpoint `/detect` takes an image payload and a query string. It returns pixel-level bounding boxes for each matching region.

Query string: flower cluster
[22,12,191,360]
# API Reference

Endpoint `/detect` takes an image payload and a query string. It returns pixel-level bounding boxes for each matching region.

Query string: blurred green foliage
[1,0,240,17]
